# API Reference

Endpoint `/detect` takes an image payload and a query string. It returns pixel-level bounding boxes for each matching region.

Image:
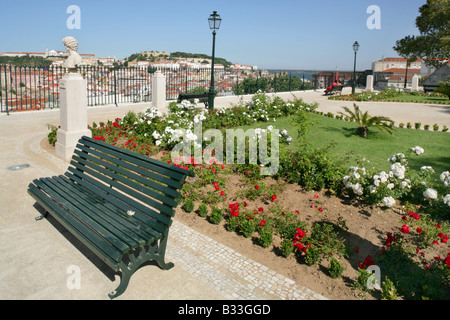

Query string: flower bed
[50,91,449,299]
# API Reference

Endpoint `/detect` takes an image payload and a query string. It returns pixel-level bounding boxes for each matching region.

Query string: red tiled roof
[381,68,420,74]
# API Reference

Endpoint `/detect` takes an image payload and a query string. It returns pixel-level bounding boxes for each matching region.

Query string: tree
[393,0,450,69]
[435,75,450,99]
[338,104,394,138]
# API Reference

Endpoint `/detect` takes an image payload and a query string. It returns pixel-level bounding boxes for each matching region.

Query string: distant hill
[125,51,232,67]
[0,56,52,66]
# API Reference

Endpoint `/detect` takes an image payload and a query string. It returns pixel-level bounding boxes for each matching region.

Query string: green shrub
[328,258,344,279]
[381,276,398,300]
[304,245,321,266]
[238,219,255,238]
[197,203,208,217]
[182,198,194,213]
[225,215,240,232]
[47,124,58,146]
[257,228,273,248]
[280,238,294,258]
[209,206,223,225]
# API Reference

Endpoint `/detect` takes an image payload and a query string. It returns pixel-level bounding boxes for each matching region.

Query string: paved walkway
[0,91,448,300]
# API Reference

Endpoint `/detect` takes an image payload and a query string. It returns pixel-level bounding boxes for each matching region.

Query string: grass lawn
[239,112,450,177]
[386,95,450,104]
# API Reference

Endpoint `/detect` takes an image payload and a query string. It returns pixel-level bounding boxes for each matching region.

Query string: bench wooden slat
[70,154,176,218]
[35,177,132,254]
[56,175,162,242]
[46,176,149,248]
[81,136,194,179]
[63,172,166,239]
[73,145,181,203]
[77,142,184,190]
[28,182,123,269]
[65,169,171,234]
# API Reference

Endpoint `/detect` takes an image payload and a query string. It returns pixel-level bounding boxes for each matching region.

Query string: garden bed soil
[175,175,404,300]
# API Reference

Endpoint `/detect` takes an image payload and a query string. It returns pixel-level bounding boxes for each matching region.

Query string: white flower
[423,188,438,200]
[155,140,161,146]
[390,162,406,180]
[382,196,396,208]
[440,171,450,187]
[127,210,135,216]
[411,146,424,155]
[152,131,161,139]
[351,183,364,196]
[387,183,395,190]
[400,179,411,189]
[420,166,434,172]
[444,194,450,206]
[369,185,377,193]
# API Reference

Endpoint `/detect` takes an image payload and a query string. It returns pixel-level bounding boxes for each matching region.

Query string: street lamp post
[352,41,359,94]
[208,11,221,110]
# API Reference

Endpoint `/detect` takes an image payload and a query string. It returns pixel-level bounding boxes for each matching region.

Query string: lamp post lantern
[208,11,221,109]
[352,41,359,94]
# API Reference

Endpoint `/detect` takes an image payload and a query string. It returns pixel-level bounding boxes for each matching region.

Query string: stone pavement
[0,90,448,300]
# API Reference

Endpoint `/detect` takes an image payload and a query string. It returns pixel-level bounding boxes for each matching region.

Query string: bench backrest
[66,136,194,234]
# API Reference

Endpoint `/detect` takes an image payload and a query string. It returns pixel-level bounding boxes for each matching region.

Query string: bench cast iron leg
[108,237,174,299]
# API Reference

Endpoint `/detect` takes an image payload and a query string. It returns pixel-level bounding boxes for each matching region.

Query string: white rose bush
[342,146,450,215]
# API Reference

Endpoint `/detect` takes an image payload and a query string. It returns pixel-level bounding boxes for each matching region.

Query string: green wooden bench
[28,136,194,299]
[324,85,343,95]
[177,92,215,108]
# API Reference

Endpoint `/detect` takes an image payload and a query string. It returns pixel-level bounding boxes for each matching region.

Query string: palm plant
[338,103,394,138]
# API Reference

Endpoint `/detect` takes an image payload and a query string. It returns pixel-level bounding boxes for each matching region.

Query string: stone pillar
[366,75,374,92]
[411,74,419,91]
[152,71,166,108]
[55,72,92,162]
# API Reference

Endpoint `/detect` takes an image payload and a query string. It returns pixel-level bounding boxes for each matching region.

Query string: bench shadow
[32,202,118,283]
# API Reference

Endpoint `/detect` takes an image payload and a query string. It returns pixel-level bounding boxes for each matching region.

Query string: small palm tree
[338,103,394,138]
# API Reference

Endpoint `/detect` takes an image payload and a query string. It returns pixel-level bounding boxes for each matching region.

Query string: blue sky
[0,0,426,70]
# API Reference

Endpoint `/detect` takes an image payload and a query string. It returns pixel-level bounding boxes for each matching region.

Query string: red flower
[314,194,319,199]
[220,191,224,196]
[260,220,266,226]
[215,185,220,191]
[258,207,264,212]
[385,232,396,247]
[271,194,277,202]
[401,225,410,234]
[417,227,422,234]
[355,246,359,253]
[295,210,300,214]
[255,185,259,190]
[318,207,324,212]
[359,255,375,269]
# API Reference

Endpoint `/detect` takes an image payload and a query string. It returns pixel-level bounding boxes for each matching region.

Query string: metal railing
[1,64,320,114]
